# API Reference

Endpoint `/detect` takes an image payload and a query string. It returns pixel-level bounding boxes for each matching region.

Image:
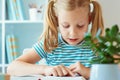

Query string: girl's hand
[69,61,84,75]
[43,65,74,77]
[69,61,90,79]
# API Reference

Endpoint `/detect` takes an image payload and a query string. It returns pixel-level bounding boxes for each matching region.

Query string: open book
[41,76,86,80]
[11,75,86,80]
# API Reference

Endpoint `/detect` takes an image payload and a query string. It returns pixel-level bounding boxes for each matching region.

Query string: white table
[10,75,86,80]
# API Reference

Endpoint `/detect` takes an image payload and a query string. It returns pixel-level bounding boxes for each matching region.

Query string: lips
[69,39,78,42]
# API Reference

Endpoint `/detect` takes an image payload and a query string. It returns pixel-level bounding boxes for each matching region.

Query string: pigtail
[43,0,58,52]
[91,1,104,37]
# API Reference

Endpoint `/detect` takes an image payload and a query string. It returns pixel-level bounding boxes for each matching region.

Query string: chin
[68,43,78,45]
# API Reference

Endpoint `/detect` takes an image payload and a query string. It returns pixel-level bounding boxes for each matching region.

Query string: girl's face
[58,7,89,45]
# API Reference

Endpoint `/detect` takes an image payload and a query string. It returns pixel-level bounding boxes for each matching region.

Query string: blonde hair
[41,0,104,52]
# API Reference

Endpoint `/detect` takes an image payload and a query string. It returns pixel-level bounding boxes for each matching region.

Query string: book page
[41,76,86,80]
[11,75,86,80]
[32,75,86,80]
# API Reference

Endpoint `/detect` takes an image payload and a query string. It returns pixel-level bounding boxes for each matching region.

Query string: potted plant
[84,24,120,80]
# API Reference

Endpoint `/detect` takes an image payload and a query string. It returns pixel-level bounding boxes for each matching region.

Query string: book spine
[6,35,14,63]
[16,0,24,20]
[0,74,10,80]
[12,0,20,20]
[6,0,16,20]
[11,35,18,59]
[20,0,27,20]
[6,34,19,63]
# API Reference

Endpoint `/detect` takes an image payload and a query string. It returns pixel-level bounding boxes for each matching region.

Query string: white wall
[98,0,120,28]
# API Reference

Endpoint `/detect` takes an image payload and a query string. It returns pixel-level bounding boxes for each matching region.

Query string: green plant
[84,24,120,64]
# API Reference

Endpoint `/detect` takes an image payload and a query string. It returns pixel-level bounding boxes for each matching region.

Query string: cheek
[79,27,88,33]
[83,26,88,32]
[84,28,88,33]
[58,26,63,32]
[78,27,88,37]
[58,27,67,34]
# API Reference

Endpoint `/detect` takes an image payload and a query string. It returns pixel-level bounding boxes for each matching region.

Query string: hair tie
[50,0,56,3]
[88,0,94,33]
[90,3,94,12]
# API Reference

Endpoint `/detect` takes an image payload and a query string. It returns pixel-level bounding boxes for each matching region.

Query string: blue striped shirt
[33,34,93,67]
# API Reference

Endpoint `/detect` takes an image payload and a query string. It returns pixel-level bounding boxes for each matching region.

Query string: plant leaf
[110,25,119,37]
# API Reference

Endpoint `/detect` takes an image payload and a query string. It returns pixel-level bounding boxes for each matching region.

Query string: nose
[69,27,78,38]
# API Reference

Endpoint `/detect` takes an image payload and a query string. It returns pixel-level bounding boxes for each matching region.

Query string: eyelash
[63,25,70,28]
[62,25,84,28]
[77,25,84,28]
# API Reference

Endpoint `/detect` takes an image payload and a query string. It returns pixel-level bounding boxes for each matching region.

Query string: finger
[52,68,58,76]
[69,69,81,77]
[74,73,80,76]
[55,65,64,77]
[69,61,81,70]
[71,68,77,73]
[66,67,75,77]
[69,64,76,70]
[59,65,68,76]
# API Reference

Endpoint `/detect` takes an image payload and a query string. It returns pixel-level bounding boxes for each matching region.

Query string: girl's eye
[77,25,84,28]
[63,25,70,28]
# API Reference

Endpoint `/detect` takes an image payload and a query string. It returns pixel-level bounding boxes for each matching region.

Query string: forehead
[57,7,89,23]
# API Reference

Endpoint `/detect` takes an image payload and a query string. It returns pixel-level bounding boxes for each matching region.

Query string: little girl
[7,0,104,79]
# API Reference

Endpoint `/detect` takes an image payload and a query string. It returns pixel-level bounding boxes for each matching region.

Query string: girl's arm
[7,48,46,76]
[113,54,120,63]
[7,48,74,77]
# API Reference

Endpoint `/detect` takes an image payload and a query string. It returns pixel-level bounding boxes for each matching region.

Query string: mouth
[68,38,78,42]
